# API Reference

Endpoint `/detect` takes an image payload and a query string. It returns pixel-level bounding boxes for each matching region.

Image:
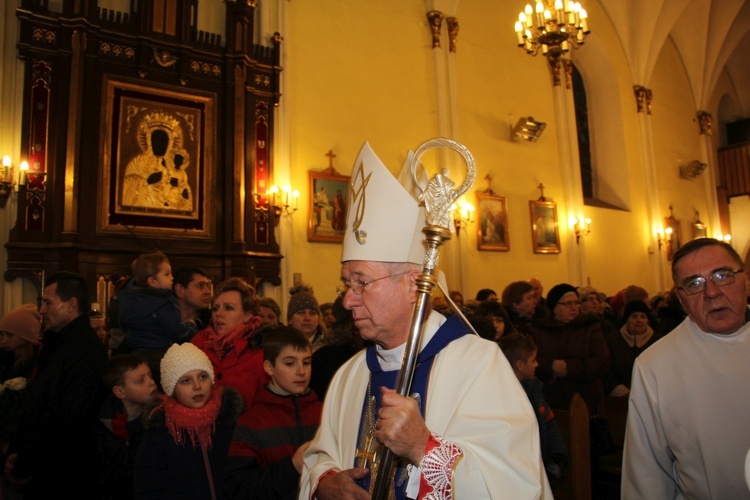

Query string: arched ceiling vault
[599,0,750,113]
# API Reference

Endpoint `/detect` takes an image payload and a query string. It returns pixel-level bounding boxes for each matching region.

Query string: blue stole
[354,315,471,498]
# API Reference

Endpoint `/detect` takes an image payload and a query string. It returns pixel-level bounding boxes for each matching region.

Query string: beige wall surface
[280,1,724,301]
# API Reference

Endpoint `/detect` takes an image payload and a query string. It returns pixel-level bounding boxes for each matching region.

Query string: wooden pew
[550,393,591,500]
[595,394,629,492]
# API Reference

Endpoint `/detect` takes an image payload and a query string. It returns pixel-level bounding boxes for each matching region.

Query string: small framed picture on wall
[529,200,561,254]
[476,192,510,251]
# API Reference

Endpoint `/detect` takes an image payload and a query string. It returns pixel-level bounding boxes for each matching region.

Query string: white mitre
[341,142,426,265]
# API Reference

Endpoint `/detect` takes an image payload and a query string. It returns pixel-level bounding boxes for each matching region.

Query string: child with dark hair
[224,326,322,499]
[95,354,158,500]
[474,300,517,340]
[499,333,568,481]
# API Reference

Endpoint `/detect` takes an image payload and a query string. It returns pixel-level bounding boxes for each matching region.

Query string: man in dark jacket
[3,271,108,499]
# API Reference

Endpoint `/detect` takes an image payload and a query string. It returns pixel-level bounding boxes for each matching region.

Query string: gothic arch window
[572,64,593,200]
[569,57,629,210]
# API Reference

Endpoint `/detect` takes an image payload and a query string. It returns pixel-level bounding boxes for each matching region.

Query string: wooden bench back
[551,393,592,500]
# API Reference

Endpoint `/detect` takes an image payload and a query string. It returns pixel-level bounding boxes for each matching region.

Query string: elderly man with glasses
[622,238,750,499]
[299,143,550,499]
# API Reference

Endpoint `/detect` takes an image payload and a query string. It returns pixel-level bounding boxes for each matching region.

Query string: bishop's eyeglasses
[336,271,409,298]
[678,268,744,295]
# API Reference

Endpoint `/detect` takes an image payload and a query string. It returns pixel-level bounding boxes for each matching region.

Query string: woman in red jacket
[191,277,267,408]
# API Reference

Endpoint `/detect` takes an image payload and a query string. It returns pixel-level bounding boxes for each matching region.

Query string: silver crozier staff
[371,138,477,499]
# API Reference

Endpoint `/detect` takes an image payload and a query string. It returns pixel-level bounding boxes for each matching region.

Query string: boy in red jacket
[224,326,322,499]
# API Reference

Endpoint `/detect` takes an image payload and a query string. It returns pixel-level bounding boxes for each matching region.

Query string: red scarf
[156,386,224,450]
[201,317,263,359]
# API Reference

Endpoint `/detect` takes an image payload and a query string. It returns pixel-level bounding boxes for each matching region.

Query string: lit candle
[19,160,29,186]
[292,189,300,210]
[515,21,525,45]
[269,185,279,208]
[1,155,11,184]
[579,8,589,32]
[535,1,544,28]
[466,203,475,223]
[525,4,534,28]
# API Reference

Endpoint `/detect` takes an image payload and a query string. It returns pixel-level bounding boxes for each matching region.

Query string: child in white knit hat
[133,342,244,500]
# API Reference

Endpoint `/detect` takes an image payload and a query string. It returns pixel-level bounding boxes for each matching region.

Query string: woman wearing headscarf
[529,284,610,413]
[603,300,662,397]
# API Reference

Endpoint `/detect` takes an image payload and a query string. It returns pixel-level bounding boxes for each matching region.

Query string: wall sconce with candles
[0,156,31,207]
[452,198,475,236]
[656,227,673,252]
[715,232,732,243]
[0,156,15,207]
[255,185,299,225]
[571,215,591,243]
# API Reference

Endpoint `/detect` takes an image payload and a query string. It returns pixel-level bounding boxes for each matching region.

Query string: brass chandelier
[514,0,590,80]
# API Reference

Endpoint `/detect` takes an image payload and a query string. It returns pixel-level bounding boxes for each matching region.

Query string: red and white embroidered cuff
[418,433,463,499]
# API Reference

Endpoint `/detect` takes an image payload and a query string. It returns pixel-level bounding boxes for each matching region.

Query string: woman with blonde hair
[191,277,266,407]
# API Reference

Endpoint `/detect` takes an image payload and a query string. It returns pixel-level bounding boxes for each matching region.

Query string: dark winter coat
[530,313,610,413]
[7,313,108,499]
[133,387,244,500]
[309,342,361,400]
[224,386,322,500]
[603,328,662,393]
[0,349,37,445]
[521,377,569,480]
[118,285,198,352]
[94,395,148,500]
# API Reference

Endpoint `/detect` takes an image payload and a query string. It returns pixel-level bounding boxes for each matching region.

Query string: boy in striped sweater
[224,326,323,499]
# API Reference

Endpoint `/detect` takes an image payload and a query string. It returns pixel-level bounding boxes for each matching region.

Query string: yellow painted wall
[280,1,714,302]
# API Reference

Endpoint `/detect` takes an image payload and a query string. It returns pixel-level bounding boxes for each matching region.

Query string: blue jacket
[522,377,569,479]
[118,286,197,352]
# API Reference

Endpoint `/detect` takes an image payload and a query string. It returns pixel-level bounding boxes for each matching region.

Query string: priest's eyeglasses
[337,271,409,298]
[678,268,744,295]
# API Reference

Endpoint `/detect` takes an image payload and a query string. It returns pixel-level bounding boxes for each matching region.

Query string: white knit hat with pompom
[160,343,215,396]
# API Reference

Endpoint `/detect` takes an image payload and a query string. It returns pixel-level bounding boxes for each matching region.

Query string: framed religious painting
[476,192,510,251]
[665,214,682,261]
[692,211,708,240]
[307,168,350,243]
[98,76,215,238]
[529,200,561,254]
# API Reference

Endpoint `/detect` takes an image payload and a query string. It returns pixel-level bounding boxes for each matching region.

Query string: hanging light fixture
[514,1,590,85]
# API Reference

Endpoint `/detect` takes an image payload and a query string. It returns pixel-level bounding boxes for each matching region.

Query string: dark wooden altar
[5,0,283,301]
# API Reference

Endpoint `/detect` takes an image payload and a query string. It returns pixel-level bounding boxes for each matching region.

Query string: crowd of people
[0,252,363,499]
[0,141,748,499]
[0,239,746,498]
